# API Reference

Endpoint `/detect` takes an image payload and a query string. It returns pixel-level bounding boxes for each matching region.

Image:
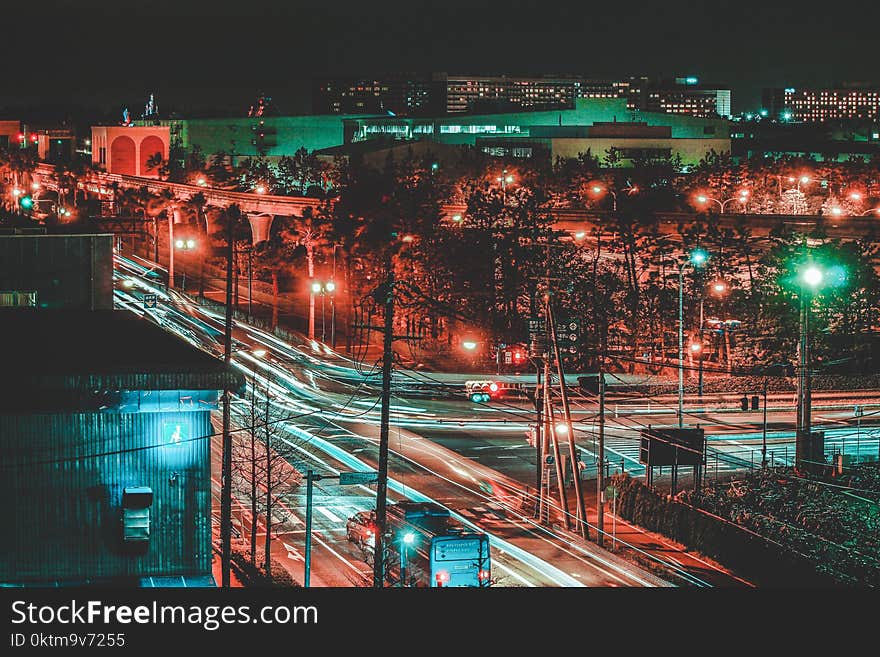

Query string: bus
[346,502,492,587]
[429,532,491,588]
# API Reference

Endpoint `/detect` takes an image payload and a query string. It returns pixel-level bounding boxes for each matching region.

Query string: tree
[231,376,306,574]
[277,147,323,196]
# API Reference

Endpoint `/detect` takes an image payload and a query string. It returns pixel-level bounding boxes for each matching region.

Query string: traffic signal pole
[547,303,588,539]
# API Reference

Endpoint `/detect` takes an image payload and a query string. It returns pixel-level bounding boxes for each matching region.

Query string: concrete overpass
[33,163,880,241]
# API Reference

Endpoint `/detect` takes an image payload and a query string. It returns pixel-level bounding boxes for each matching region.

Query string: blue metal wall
[0,409,212,584]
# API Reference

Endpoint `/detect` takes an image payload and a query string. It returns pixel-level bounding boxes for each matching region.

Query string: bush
[230,542,301,587]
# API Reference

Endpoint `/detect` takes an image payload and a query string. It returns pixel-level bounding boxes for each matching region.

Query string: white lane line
[316,506,343,523]
[493,560,536,587]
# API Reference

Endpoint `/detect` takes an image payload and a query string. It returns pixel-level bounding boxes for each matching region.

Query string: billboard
[639,428,705,467]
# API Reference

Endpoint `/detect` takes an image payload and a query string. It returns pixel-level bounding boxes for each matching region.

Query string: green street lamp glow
[689,248,708,266]
[801,265,823,288]
[402,532,416,545]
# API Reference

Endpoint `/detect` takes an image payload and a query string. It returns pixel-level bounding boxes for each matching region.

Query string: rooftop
[0,309,243,393]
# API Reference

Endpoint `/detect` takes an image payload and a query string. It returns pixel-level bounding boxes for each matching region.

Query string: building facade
[763,85,880,123]
[0,310,243,586]
[314,73,732,119]
[90,125,170,177]
[342,97,730,165]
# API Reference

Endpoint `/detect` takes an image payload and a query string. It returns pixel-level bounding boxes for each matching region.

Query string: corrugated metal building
[0,310,244,585]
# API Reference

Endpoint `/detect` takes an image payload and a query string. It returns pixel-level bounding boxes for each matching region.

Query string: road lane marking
[316,506,343,523]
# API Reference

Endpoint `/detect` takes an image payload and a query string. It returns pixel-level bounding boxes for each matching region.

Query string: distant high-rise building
[640,77,731,119]
[313,73,731,119]
[312,73,444,116]
[763,84,880,122]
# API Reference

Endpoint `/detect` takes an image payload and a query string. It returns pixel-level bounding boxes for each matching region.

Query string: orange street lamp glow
[255,185,266,194]
[849,192,863,201]
[830,207,843,216]
[690,342,702,353]
[462,341,478,351]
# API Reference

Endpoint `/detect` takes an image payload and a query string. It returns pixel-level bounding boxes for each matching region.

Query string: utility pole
[533,364,543,519]
[547,302,588,539]
[372,249,395,589]
[167,209,175,290]
[597,363,606,546]
[220,206,235,588]
[677,264,684,428]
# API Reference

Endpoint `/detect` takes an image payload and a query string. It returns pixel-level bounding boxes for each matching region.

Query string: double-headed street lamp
[678,248,708,427]
[695,190,749,213]
[310,280,337,346]
[496,169,515,201]
[589,182,638,212]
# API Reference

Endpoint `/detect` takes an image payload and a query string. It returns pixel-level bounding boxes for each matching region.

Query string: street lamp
[678,248,708,426]
[173,236,198,291]
[591,184,617,211]
[590,182,637,212]
[496,169,515,201]
[695,191,749,213]
[795,262,826,473]
[400,530,416,587]
[311,280,336,344]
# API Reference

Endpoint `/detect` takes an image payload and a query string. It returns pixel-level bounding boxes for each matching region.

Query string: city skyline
[4,0,879,116]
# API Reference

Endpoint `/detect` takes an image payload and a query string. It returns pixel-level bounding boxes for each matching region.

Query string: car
[345,510,376,558]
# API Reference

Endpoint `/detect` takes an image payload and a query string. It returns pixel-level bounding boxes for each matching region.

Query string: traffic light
[751,395,759,411]
[740,395,749,411]
[466,380,497,403]
[18,195,33,210]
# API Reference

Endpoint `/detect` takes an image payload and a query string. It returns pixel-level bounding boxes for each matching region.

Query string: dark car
[346,510,376,562]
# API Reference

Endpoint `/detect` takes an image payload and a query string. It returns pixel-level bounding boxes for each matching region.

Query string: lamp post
[496,169,515,201]
[400,531,416,587]
[695,190,749,213]
[796,263,824,472]
[173,236,197,292]
[678,248,708,427]
[310,280,336,344]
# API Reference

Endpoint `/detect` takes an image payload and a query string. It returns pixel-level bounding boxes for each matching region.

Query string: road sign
[528,317,546,338]
[555,317,580,356]
[143,293,158,309]
[339,471,379,486]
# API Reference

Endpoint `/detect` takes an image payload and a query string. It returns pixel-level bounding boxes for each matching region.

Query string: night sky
[5,0,877,119]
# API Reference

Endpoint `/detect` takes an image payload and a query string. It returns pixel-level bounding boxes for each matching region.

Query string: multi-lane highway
[113,251,879,587]
[114,253,672,587]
